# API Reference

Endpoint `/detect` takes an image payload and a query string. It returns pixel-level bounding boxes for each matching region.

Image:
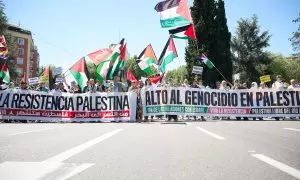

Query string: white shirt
[288,84,299,90]
[272,81,285,90]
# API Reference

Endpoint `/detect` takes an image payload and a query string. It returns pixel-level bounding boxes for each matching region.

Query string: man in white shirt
[272,75,285,90]
[288,79,299,90]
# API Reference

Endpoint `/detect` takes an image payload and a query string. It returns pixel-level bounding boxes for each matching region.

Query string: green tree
[231,15,272,83]
[290,13,300,55]
[186,0,232,87]
[0,0,18,81]
[267,53,300,82]
[165,65,187,85]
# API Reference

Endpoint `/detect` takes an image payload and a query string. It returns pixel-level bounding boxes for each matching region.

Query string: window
[18,48,24,55]
[17,58,23,64]
[16,68,23,75]
[18,38,24,45]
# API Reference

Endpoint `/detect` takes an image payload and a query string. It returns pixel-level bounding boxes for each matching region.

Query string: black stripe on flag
[158,37,171,65]
[168,24,191,34]
[154,0,180,12]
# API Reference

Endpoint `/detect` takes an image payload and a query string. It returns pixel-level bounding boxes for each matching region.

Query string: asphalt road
[0,120,299,180]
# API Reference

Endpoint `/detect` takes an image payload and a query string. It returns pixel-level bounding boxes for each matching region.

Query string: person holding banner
[51,83,61,93]
[259,82,267,89]
[167,78,178,122]
[128,80,142,122]
[69,81,81,93]
[143,79,154,122]
[86,79,97,93]
[20,80,28,90]
[272,75,285,90]
[288,79,299,90]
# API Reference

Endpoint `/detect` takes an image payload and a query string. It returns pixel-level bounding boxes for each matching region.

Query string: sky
[3,0,300,72]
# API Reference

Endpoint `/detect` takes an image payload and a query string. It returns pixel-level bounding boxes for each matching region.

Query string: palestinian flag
[154,0,192,28]
[108,39,127,79]
[127,69,138,86]
[0,64,10,83]
[69,58,88,90]
[85,48,113,66]
[149,73,165,84]
[0,35,8,59]
[200,54,214,69]
[137,44,157,75]
[96,40,124,83]
[158,36,178,72]
[169,24,196,40]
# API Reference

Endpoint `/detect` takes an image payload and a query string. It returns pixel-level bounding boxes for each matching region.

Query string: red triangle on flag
[149,73,165,84]
[184,24,196,40]
[168,37,178,56]
[127,69,138,86]
[70,58,85,72]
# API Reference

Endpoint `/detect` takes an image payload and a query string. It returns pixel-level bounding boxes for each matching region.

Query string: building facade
[6,24,39,84]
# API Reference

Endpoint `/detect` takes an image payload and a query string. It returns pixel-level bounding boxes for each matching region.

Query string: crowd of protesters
[0,74,299,123]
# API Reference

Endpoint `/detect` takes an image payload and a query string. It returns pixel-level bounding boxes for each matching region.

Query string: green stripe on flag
[160,53,177,72]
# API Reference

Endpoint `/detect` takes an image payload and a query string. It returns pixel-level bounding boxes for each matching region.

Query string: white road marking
[283,128,300,132]
[196,127,225,140]
[0,161,93,180]
[8,127,59,136]
[248,150,256,153]
[43,129,123,162]
[251,154,300,179]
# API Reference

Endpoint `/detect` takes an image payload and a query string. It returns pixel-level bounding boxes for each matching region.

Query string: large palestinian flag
[69,58,88,90]
[95,40,124,83]
[0,64,10,83]
[108,39,127,79]
[137,44,157,75]
[85,48,113,66]
[169,24,196,40]
[154,0,192,28]
[158,36,178,72]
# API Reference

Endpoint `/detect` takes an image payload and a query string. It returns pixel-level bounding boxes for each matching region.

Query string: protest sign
[28,77,39,85]
[192,66,203,74]
[53,67,63,76]
[39,76,49,83]
[0,90,137,122]
[141,87,300,117]
[55,78,64,83]
[260,75,271,83]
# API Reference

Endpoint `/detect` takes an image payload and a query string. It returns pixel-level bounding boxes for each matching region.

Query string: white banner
[192,66,203,74]
[141,87,300,117]
[0,90,137,122]
[55,78,64,83]
[28,77,39,85]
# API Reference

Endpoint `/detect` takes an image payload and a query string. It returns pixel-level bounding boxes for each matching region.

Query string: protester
[272,75,285,90]
[86,79,97,93]
[182,79,189,87]
[128,80,142,122]
[259,82,267,89]
[20,80,28,90]
[143,79,154,122]
[0,78,7,90]
[38,82,48,92]
[220,80,230,90]
[51,83,61,93]
[59,82,68,92]
[69,81,82,93]
[215,81,221,89]
[96,80,104,92]
[167,78,178,122]
[250,82,258,89]
[83,80,90,93]
[288,79,299,89]
[108,75,128,92]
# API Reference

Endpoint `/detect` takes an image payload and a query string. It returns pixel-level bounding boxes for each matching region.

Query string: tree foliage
[267,54,300,83]
[165,65,187,85]
[186,0,232,87]
[0,0,18,81]
[290,13,300,55]
[231,15,272,83]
